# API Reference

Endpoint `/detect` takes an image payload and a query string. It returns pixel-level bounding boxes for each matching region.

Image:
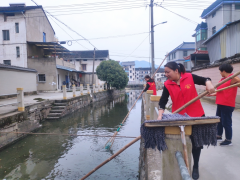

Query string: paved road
[0,90,88,116]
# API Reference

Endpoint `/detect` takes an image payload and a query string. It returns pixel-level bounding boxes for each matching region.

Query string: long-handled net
[104,55,169,149]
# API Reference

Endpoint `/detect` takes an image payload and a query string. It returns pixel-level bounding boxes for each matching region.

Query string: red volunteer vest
[216,74,238,107]
[164,73,205,117]
[147,82,157,95]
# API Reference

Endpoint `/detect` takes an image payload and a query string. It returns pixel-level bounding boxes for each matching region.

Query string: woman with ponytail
[143,75,157,95]
[157,61,215,180]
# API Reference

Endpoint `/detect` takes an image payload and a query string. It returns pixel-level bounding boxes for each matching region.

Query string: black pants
[191,134,202,169]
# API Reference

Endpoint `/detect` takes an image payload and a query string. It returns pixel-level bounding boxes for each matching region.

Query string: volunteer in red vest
[208,64,240,146]
[143,75,157,95]
[157,62,215,180]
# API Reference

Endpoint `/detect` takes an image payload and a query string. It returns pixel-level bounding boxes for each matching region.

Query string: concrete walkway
[199,99,240,180]
[0,90,88,116]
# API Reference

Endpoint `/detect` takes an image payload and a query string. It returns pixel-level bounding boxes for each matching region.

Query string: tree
[96,60,128,89]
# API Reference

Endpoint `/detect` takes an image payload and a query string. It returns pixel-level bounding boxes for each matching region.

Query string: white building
[201,0,240,38]
[121,61,136,82]
[64,50,109,85]
[0,3,56,67]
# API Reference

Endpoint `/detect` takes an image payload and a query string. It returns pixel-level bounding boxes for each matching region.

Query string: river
[0,90,142,180]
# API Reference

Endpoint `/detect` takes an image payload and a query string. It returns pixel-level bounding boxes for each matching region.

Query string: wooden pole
[81,136,141,180]
[215,82,240,92]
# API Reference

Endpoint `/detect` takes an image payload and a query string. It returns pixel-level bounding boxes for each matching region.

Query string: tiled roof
[69,50,109,59]
[201,0,240,18]
[168,42,195,55]
[195,22,208,31]
[0,63,37,72]
[184,50,209,60]
[0,5,42,13]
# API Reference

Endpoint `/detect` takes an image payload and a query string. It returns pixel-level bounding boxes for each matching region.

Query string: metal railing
[175,151,192,180]
[0,93,18,97]
[0,102,19,107]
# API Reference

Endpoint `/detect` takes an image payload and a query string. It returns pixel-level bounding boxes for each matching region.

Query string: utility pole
[92,48,96,85]
[150,0,155,77]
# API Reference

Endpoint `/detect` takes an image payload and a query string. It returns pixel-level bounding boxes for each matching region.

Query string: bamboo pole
[81,136,141,180]
[215,82,240,92]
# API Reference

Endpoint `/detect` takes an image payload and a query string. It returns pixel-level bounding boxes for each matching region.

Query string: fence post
[98,83,100,92]
[145,90,153,120]
[80,84,83,95]
[93,84,96,93]
[72,84,76,97]
[62,85,67,99]
[17,88,24,112]
[87,84,90,94]
[150,95,161,120]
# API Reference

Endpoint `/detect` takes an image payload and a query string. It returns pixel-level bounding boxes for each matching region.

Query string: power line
[121,34,150,61]
[48,15,89,50]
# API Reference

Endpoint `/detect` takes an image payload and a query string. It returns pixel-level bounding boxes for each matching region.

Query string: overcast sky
[2,0,216,65]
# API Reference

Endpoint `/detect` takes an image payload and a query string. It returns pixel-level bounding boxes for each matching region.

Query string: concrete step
[52,106,65,109]
[46,117,60,120]
[54,103,67,106]
[50,110,64,113]
[48,113,62,117]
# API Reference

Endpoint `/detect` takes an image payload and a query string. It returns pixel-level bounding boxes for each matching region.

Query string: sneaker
[217,136,223,142]
[220,139,232,146]
[192,167,199,179]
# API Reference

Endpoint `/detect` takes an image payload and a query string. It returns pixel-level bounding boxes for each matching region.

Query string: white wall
[80,59,103,72]
[0,13,28,67]
[25,9,55,42]
[0,69,37,94]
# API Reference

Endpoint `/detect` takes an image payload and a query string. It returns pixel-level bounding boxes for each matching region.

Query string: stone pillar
[98,83,100,92]
[145,90,153,120]
[62,85,67,99]
[72,84,76,97]
[87,84,90,94]
[150,95,161,120]
[93,84,96,93]
[80,84,83,95]
[17,88,24,112]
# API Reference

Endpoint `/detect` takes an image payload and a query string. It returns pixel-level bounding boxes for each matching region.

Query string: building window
[201,29,207,40]
[157,74,159,76]
[15,23,19,33]
[2,30,10,40]
[133,68,134,71]
[82,64,86,70]
[198,47,207,51]
[130,65,131,68]
[130,70,132,73]
[133,73,134,75]
[130,76,132,79]
[212,26,216,35]
[16,47,20,58]
[183,51,188,57]
[212,12,216,18]
[236,5,240,9]
[3,60,11,65]
[38,74,46,82]
[196,30,201,42]
[43,32,46,42]
[83,59,87,61]
[173,52,176,59]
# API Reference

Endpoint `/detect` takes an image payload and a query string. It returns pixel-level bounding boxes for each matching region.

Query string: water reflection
[0,91,142,180]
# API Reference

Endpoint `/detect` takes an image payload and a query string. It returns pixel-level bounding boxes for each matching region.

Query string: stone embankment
[0,90,125,150]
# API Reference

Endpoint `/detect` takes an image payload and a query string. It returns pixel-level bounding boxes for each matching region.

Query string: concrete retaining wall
[0,90,125,150]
